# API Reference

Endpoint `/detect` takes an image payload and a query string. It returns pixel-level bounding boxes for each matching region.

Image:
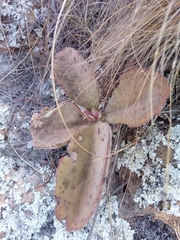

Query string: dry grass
[52,0,180,102]
[2,0,179,102]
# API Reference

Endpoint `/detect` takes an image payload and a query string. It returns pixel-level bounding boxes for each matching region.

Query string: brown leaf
[30,102,85,149]
[104,68,170,127]
[54,47,99,111]
[55,121,112,231]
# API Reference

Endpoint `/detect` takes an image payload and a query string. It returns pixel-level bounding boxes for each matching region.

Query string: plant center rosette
[30,47,170,231]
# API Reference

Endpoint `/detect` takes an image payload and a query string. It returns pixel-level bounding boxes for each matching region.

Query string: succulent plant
[54,47,99,111]
[55,122,111,231]
[30,47,170,231]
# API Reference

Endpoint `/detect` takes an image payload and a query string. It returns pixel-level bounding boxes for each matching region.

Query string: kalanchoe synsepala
[55,122,111,231]
[31,102,87,149]
[30,47,170,231]
[54,47,99,111]
[104,67,170,127]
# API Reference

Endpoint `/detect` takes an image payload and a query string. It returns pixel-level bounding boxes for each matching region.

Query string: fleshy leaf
[30,102,85,149]
[55,121,112,231]
[104,68,170,127]
[54,47,99,111]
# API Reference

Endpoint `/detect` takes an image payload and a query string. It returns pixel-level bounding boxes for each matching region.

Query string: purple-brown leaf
[30,102,85,149]
[104,68,170,127]
[55,121,112,231]
[54,47,99,111]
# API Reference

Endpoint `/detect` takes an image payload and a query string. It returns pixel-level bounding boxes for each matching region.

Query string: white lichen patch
[1,0,33,47]
[117,143,148,175]
[0,151,134,239]
[27,140,33,149]
[0,0,48,48]
[92,196,134,240]
[0,102,9,127]
[135,164,166,207]
[118,125,180,216]
[0,151,56,239]
[168,125,180,160]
